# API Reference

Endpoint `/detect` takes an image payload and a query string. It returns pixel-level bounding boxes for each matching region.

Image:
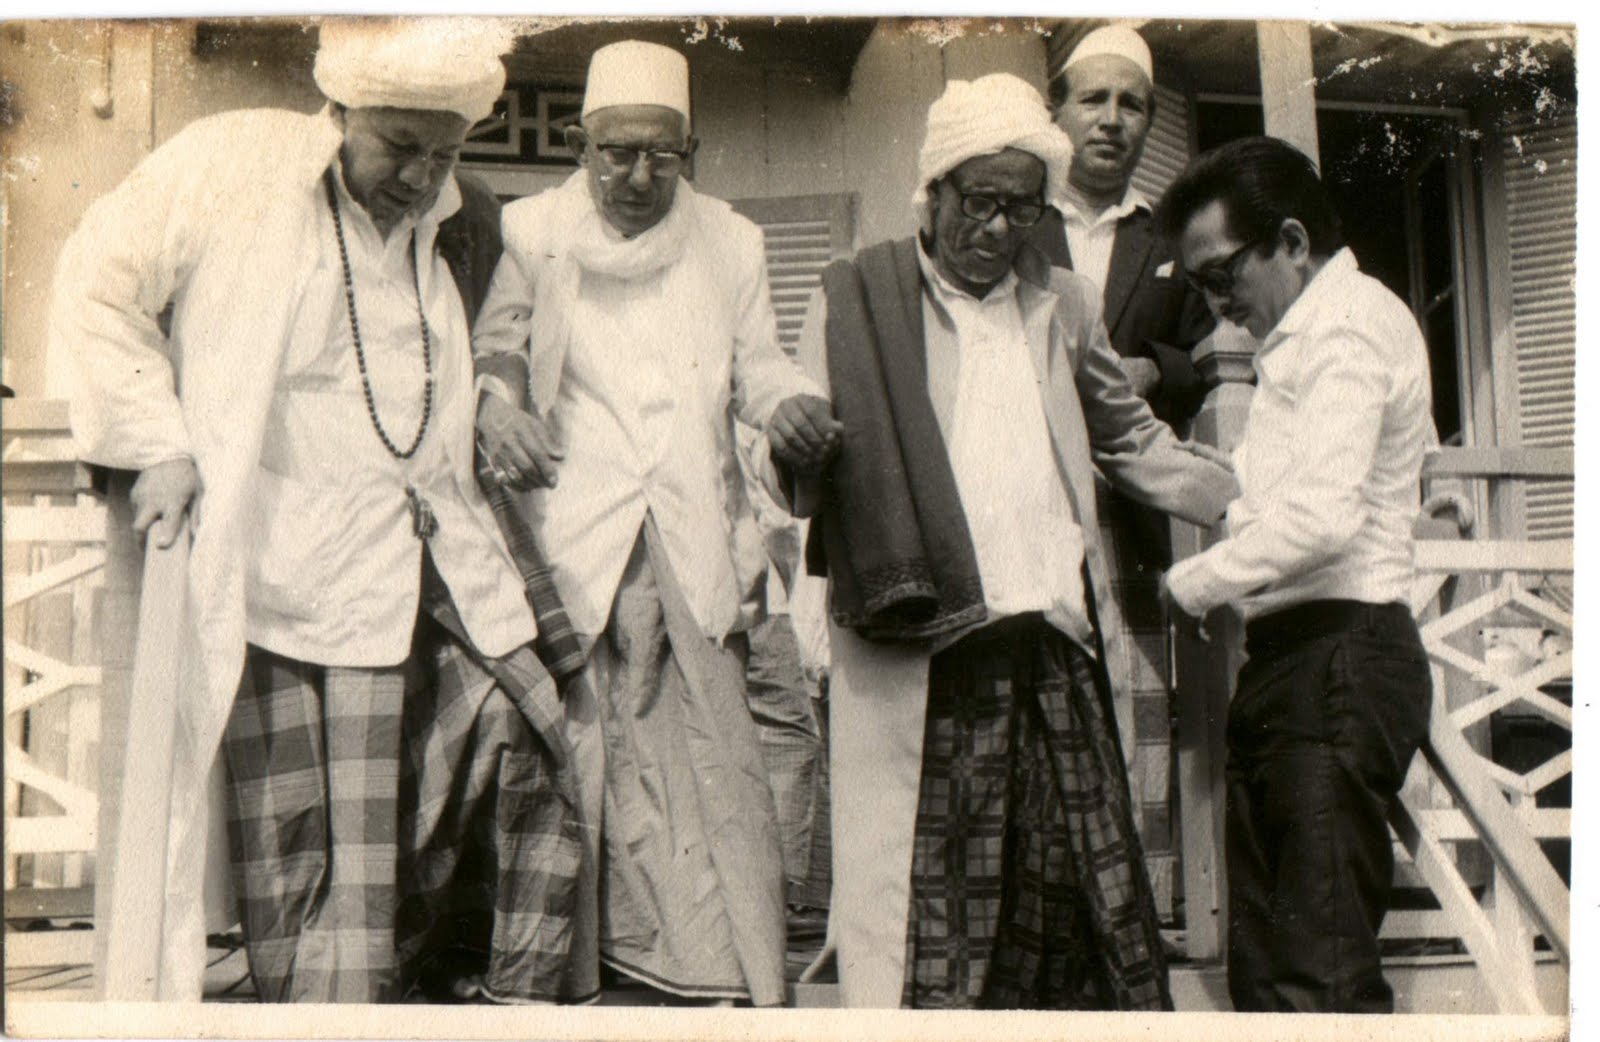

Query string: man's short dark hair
[1156,136,1344,256]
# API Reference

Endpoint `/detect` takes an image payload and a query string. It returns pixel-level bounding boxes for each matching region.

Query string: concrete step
[793,956,1569,1014]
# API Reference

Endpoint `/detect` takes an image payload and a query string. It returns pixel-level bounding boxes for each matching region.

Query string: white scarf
[529,172,699,412]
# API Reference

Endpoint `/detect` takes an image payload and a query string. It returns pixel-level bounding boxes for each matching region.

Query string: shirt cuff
[1165,552,1219,617]
[475,373,518,406]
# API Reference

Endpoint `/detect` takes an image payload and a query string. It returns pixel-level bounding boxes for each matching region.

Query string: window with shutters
[728,194,857,357]
[1500,111,1576,540]
[1130,85,1192,201]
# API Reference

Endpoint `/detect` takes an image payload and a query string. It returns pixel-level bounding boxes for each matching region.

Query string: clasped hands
[477,391,842,488]
[766,393,843,476]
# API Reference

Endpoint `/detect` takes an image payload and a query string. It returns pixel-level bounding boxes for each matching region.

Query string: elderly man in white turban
[783,73,1237,1009]
[471,40,839,1006]
[53,17,588,1004]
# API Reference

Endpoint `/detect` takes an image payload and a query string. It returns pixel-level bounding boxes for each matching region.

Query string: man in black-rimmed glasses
[1157,136,1437,1014]
[776,73,1237,1010]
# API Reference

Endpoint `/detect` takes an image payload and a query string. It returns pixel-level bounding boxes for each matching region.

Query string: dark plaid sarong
[394,594,587,1004]
[903,615,1172,1011]
[222,649,408,1003]
[221,560,584,1004]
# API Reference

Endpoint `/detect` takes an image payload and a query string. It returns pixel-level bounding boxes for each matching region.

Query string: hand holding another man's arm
[767,393,843,477]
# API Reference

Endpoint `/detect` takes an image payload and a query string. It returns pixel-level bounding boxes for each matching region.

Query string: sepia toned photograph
[0,10,1580,1040]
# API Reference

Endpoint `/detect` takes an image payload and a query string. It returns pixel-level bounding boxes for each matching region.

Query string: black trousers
[1225,600,1432,1013]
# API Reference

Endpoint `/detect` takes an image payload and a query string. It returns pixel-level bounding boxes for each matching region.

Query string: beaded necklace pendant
[325,167,438,540]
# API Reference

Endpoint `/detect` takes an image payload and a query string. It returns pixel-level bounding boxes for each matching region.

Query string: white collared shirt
[1165,248,1437,620]
[916,246,1093,646]
[1059,185,1149,294]
[246,167,533,666]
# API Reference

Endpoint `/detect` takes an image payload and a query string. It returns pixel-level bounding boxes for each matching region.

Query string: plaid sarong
[903,615,1171,1011]
[394,593,588,1003]
[221,560,584,1004]
[222,649,408,1003]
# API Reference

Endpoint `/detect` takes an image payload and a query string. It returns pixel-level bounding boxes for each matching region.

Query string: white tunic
[473,180,819,640]
[246,168,533,666]
[916,246,1093,647]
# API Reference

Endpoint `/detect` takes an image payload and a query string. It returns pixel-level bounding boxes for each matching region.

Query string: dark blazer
[439,170,506,321]
[1028,206,1213,427]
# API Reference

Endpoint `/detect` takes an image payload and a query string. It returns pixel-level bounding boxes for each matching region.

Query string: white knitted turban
[912,73,1074,211]
[315,17,513,124]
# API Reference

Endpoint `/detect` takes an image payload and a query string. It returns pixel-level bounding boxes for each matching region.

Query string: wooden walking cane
[98,521,190,1000]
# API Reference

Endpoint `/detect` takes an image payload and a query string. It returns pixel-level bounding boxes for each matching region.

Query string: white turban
[913,73,1074,212]
[1062,25,1154,82]
[315,17,513,124]
[582,41,692,124]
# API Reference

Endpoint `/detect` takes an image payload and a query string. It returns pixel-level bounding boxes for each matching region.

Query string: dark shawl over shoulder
[810,238,986,642]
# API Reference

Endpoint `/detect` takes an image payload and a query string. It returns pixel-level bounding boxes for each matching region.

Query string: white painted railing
[2,398,103,969]
[1385,447,1572,1013]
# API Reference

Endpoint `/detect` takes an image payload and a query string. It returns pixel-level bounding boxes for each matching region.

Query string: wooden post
[1172,322,1256,962]
[1491,789,1539,1002]
[1257,21,1320,168]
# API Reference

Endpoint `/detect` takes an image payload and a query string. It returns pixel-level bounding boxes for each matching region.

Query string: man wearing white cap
[472,39,838,1006]
[54,17,587,1003]
[1032,25,1218,908]
[783,73,1236,1009]
[1036,24,1211,423]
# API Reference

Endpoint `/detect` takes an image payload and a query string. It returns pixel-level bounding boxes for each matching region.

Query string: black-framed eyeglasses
[1184,239,1263,297]
[594,144,691,179]
[953,191,1046,228]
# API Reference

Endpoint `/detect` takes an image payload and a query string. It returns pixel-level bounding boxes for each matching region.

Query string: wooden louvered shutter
[1129,85,1192,201]
[1502,111,1576,539]
[729,194,857,357]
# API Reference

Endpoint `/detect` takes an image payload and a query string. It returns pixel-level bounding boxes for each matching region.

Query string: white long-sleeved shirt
[1165,249,1437,620]
[1059,185,1149,295]
[915,246,1093,647]
[473,187,818,640]
[241,168,533,665]
[57,109,533,670]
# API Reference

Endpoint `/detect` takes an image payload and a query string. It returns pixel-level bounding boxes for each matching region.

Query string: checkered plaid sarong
[903,615,1171,1010]
[393,596,587,1003]
[223,649,408,1003]
[222,562,583,1004]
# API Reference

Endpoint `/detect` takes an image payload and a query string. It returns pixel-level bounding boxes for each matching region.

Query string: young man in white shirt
[1158,136,1437,1014]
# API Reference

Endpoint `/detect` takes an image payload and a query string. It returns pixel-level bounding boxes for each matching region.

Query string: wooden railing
[2,398,104,970]
[5,393,1573,1010]
[1385,447,1572,1013]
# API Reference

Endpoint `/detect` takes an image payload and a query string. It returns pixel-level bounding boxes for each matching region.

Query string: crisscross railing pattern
[1385,447,1572,1013]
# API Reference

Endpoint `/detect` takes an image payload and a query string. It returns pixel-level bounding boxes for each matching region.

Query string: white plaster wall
[1,18,1051,394]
